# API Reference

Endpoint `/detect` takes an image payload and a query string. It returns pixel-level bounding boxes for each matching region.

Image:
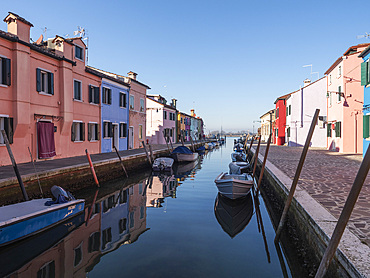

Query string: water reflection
[0,157,202,277]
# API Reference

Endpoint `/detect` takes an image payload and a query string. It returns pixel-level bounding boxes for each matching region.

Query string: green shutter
[4,117,13,144]
[108,122,113,137]
[81,122,85,141]
[3,58,11,86]
[88,123,92,141]
[48,72,54,95]
[71,123,76,141]
[338,86,341,101]
[287,127,290,137]
[361,61,368,86]
[327,123,331,137]
[36,68,41,92]
[289,105,291,115]
[364,115,370,138]
[335,121,341,138]
[89,86,92,103]
[102,88,106,104]
[108,89,112,105]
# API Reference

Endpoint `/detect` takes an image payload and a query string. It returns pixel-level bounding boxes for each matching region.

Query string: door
[129,126,134,149]
[112,124,119,151]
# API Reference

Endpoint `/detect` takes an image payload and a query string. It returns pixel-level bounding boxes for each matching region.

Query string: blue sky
[1,1,369,133]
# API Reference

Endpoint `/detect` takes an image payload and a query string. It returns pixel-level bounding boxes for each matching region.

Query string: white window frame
[338,65,342,77]
[73,120,83,142]
[75,45,84,61]
[130,95,135,110]
[120,122,127,138]
[0,115,9,145]
[38,67,53,96]
[89,121,98,141]
[120,92,127,108]
[73,79,82,101]
[102,86,111,105]
[103,120,110,139]
[139,124,143,139]
[73,242,84,267]
[140,98,145,112]
[89,84,99,105]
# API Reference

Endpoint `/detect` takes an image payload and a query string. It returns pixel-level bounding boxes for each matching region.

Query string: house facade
[0,12,101,166]
[177,112,191,142]
[259,109,274,142]
[274,93,290,145]
[146,95,177,144]
[285,77,327,148]
[325,43,369,153]
[359,45,370,155]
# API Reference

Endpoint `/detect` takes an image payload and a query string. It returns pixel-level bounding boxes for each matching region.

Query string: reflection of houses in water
[5,180,149,277]
[146,175,178,208]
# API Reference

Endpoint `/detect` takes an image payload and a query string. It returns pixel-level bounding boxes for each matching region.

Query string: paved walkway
[0,143,189,185]
[257,144,370,247]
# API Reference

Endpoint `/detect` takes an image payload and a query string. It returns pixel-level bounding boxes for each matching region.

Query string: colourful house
[325,43,369,153]
[146,95,177,144]
[274,93,291,145]
[177,112,191,142]
[0,12,101,166]
[259,109,275,142]
[359,45,370,155]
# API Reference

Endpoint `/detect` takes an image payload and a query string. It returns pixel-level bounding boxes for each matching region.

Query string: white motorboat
[171,146,198,162]
[229,162,251,175]
[214,172,253,199]
[231,152,247,162]
[152,157,174,172]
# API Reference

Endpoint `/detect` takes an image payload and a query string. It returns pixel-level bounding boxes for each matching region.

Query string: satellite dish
[35,34,43,45]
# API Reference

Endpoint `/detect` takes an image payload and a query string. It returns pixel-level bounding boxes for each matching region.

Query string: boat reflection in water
[214,192,253,238]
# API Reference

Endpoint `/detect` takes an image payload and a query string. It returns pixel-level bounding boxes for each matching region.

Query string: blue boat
[0,197,84,247]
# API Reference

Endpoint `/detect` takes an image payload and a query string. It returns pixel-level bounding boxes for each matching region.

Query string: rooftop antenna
[357,32,370,39]
[40,27,51,40]
[303,64,319,80]
[74,26,89,63]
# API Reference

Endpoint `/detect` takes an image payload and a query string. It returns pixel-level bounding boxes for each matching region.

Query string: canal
[0,138,312,277]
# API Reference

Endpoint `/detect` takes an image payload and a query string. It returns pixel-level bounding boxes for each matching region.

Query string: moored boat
[214,172,253,199]
[171,146,198,162]
[152,157,174,172]
[231,152,247,162]
[229,162,251,174]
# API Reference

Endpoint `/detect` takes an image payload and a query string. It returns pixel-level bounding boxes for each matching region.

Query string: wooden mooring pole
[274,109,320,242]
[85,149,100,187]
[163,131,171,154]
[314,144,370,278]
[1,130,29,201]
[252,136,262,179]
[28,146,43,197]
[256,133,272,192]
[113,146,129,178]
[149,144,154,163]
[141,141,152,166]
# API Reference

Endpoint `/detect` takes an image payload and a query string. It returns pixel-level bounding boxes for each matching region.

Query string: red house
[274,93,291,145]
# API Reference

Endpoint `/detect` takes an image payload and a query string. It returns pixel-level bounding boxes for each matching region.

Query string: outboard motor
[45,185,76,206]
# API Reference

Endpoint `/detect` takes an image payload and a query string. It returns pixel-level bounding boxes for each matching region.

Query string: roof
[325,43,370,74]
[86,66,130,87]
[274,92,292,104]
[126,77,151,90]
[359,45,370,58]
[260,109,275,119]
[146,96,177,111]
[52,35,74,45]
[3,12,33,27]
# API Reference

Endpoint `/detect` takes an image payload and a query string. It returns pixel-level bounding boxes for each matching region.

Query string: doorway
[129,126,134,149]
[112,123,119,151]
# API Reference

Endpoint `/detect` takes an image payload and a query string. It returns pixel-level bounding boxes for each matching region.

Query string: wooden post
[163,131,171,154]
[256,133,272,192]
[85,149,100,187]
[28,146,43,196]
[149,144,154,163]
[86,189,99,226]
[113,146,128,178]
[141,141,152,166]
[181,131,185,146]
[275,109,320,242]
[1,130,29,201]
[168,136,174,151]
[252,136,262,179]
[189,136,195,152]
[315,143,370,278]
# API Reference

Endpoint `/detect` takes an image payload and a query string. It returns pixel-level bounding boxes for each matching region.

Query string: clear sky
[1,1,369,133]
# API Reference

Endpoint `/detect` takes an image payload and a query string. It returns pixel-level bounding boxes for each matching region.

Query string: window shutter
[81,122,85,141]
[102,88,106,104]
[327,124,331,137]
[89,86,92,103]
[124,123,127,137]
[88,123,92,141]
[108,122,113,137]
[363,115,370,138]
[119,93,122,107]
[94,87,100,104]
[108,90,112,105]
[3,58,11,86]
[361,61,368,86]
[287,127,290,137]
[48,72,54,95]
[124,94,127,107]
[96,124,100,140]
[36,68,41,92]
[289,105,291,115]
[4,117,14,144]
[286,107,288,116]
[71,123,76,141]
[119,123,122,137]
[335,122,340,137]
[338,86,341,101]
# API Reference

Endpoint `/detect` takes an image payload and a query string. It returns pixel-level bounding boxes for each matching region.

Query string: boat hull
[215,173,253,199]
[172,152,198,162]
[0,199,85,247]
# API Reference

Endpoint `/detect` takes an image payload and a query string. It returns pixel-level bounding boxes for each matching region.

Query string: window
[130,95,134,110]
[164,111,167,120]
[119,190,127,204]
[71,122,85,141]
[338,65,342,76]
[287,127,290,137]
[139,124,143,139]
[120,123,127,138]
[120,92,127,108]
[276,108,279,118]
[364,115,370,138]
[327,124,332,137]
[119,218,127,234]
[170,128,173,137]
[74,243,83,267]
[140,98,145,112]
[130,212,134,228]
[102,87,112,105]
[335,121,341,138]
[75,45,84,60]
[0,116,13,144]
[329,92,332,106]
[289,105,291,115]
[103,121,113,138]
[0,57,11,86]
[36,69,54,95]
[362,60,370,86]
[74,80,82,100]
[88,232,100,253]
[88,123,99,141]
[140,206,144,219]
[338,86,342,101]
[102,228,112,250]
[329,74,332,84]
[89,85,99,104]
[37,261,55,278]
[181,118,183,124]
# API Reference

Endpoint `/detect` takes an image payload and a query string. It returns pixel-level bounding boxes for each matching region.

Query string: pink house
[0,12,101,166]
[146,95,177,145]
[325,43,370,153]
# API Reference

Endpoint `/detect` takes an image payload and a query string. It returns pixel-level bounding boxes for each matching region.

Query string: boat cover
[196,146,206,152]
[172,146,193,154]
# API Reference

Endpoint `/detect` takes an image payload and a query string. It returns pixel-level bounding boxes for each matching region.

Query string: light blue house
[359,45,370,156]
[101,77,130,153]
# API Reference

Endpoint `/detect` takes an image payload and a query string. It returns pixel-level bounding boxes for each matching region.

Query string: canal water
[0,138,306,277]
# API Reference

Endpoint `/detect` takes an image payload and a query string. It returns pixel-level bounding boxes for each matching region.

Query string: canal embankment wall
[249,147,370,278]
[0,142,203,204]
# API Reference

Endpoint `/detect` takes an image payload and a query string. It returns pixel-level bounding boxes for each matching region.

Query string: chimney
[3,12,33,42]
[303,78,311,87]
[191,109,195,117]
[128,71,138,80]
[171,98,177,108]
